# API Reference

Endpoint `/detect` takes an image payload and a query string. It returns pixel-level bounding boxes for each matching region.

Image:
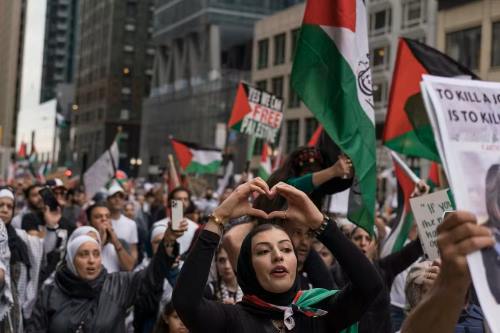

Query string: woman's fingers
[268,210,287,220]
[246,208,269,220]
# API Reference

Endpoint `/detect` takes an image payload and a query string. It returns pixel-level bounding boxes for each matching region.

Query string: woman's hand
[43,206,62,228]
[164,219,189,244]
[213,178,270,221]
[330,155,353,179]
[268,182,324,229]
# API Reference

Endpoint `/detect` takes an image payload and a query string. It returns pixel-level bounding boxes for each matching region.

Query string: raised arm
[378,239,423,285]
[174,178,271,332]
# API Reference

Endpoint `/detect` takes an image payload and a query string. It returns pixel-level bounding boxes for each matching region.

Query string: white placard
[410,190,453,260]
[422,75,500,332]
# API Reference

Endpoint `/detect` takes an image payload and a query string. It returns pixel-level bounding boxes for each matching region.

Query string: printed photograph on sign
[422,75,500,331]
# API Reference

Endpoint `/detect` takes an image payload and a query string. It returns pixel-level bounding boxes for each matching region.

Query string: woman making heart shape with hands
[173,178,382,333]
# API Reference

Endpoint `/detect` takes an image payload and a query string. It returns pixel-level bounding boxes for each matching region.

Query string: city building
[250,0,438,170]
[40,0,79,103]
[436,0,500,81]
[0,0,26,176]
[140,0,303,177]
[72,0,155,173]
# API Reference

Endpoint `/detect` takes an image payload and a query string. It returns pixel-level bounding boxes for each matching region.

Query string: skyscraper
[72,0,155,173]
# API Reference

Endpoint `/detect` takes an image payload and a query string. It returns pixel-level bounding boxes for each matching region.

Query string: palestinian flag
[307,125,323,147]
[17,142,27,160]
[291,0,376,233]
[228,83,252,132]
[171,138,222,174]
[258,143,272,180]
[427,161,441,190]
[383,38,479,161]
[380,158,415,257]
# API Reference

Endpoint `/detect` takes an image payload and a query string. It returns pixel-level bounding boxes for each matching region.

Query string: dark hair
[152,301,176,333]
[168,187,191,200]
[86,202,109,222]
[485,164,500,226]
[24,183,42,198]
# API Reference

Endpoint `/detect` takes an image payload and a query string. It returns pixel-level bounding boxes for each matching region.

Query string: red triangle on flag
[171,139,193,170]
[307,125,323,147]
[303,0,356,32]
[228,83,252,129]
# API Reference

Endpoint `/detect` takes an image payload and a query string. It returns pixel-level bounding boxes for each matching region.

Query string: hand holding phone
[39,187,60,211]
[171,199,183,231]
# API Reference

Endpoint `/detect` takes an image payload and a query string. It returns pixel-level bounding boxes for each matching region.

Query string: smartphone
[171,199,183,230]
[39,187,60,211]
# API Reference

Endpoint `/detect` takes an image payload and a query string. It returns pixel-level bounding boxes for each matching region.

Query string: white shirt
[101,243,121,273]
[111,214,138,245]
[156,217,198,255]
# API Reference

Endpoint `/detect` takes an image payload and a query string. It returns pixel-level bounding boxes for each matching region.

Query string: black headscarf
[237,224,300,308]
[55,264,107,299]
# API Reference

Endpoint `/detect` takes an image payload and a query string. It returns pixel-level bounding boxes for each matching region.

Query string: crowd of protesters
[0,145,496,332]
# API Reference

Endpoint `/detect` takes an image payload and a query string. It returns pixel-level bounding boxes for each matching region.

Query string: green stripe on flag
[391,212,414,253]
[291,24,376,233]
[185,160,221,174]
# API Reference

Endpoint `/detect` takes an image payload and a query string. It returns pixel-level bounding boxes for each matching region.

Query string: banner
[228,82,283,144]
[422,75,500,332]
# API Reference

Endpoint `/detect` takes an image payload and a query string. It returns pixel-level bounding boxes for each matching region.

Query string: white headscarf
[150,221,167,243]
[0,189,14,201]
[65,235,99,276]
[69,226,101,245]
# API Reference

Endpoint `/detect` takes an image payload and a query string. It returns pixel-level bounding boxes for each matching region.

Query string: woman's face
[163,310,188,333]
[251,228,297,294]
[0,197,14,224]
[351,228,377,260]
[312,241,334,267]
[74,241,102,280]
[216,248,236,284]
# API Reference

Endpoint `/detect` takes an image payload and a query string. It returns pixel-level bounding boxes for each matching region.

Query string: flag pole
[390,150,421,184]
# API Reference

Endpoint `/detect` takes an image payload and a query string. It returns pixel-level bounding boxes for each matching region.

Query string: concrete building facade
[0,0,26,168]
[436,0,500,82]
[72,0,155,173]
[140,0,302,177]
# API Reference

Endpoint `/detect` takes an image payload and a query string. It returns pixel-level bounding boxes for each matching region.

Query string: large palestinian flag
[170,139,222,174]
[291,0,376,233]
[383,38,479,161]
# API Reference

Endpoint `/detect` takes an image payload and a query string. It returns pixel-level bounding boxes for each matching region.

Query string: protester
[86,203,136,272]
[12,184,43,229]
[107,181,139,266]
[0,187,44,331]
[152,301,190,333]
[173,179,382,332]
[401,211,495,333]
[26,217,187,332]
[205,246,243,304]
[334,224,423,333]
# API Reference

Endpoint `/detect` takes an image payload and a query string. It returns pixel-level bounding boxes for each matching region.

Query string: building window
[402,0,425,29]
[371,45,390,70]
[372,81,388,106]
[256,80,267,91]
[274,33,286,65]
[370,7,392,36]
[272,76,284,98]
[446,26,481,70]
[492,21,500,68]
[286,119,300,153]
[291,28,300,61]
[304,118,318,144]
[257,39,269,69]
[288,76,300,108]
[125,24,136,32]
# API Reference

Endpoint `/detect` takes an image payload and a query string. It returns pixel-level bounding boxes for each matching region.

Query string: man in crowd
[107,181,139,267]
[11,183,44,229]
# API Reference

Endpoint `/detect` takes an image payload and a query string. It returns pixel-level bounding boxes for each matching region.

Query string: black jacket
[26,242,176,333]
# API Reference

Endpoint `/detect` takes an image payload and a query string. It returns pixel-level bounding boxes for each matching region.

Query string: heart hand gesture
[268,182,324,230]
[213,178,270,221]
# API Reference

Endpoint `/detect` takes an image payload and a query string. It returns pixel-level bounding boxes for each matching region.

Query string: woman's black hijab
[0,186,31,269]
[237,224,300,307]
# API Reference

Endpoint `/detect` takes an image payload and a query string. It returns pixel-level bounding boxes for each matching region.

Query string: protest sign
[410,190,453,260]
[421,75,500,332]
[228,82,284,144]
